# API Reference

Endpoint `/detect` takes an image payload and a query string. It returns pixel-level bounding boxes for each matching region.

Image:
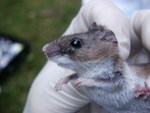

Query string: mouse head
[43,22,119,70]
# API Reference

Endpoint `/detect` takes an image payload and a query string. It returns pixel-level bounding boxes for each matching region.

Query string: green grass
[0,0,80,113]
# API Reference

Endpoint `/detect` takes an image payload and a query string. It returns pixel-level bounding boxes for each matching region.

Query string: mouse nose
[42,44,49,53]
[42,42,61,58]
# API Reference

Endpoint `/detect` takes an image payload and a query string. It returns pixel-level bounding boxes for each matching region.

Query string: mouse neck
[99,56,124,70]
[80,56,125,79]
[99,57,124,76]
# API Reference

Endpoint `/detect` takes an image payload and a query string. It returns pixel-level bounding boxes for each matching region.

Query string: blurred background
[0,0,80,113]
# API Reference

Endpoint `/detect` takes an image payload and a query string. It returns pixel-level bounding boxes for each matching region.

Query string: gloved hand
[134,10,150,52]
[23,0,131,113]
[127,10,150,64]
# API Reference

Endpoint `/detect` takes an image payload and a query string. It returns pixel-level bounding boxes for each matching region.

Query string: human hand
[23,0,130,113]
[127,10,150,64]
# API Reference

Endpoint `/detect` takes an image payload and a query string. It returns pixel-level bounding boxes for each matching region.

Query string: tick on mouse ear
[67,47,75,54]
[69,38,83,48]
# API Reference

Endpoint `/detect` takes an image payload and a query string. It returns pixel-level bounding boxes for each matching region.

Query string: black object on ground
[0,34,30,83]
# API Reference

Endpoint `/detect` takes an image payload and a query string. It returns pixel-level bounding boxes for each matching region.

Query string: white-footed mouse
[43,22,150,113]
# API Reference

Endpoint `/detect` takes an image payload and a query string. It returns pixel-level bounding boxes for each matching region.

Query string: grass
[0,0,80,113]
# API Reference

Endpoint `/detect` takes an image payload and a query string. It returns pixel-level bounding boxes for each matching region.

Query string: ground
[0,0,80,113]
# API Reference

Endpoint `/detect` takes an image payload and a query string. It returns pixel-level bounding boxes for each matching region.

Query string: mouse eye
[70,38,83,48]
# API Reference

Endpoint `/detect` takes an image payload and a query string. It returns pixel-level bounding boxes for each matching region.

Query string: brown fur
[55,27,118,62]
[131,63,150,77]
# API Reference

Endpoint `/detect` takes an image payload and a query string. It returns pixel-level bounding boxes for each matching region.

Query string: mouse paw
[55,74,78,91]
[134,82,150,100]
[75,78,96,88]
[55,76,70,91]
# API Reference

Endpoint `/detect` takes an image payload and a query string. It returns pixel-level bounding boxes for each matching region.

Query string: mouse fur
[43,22,150,113]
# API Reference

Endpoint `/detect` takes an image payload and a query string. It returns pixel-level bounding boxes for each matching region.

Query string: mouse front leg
[55,73,78,91]
[74,78,98,88]
[134,82,150,100]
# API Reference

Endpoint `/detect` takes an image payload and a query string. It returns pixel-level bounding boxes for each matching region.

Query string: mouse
[43,22,150,113]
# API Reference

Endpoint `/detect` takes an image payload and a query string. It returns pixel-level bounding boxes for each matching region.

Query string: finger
[131,10,150,53]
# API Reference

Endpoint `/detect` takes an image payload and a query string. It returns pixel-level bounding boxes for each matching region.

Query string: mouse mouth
[46,52,61,58]
[48,54,76,70]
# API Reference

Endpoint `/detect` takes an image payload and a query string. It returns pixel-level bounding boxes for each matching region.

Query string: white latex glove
[127,10,150,64]
[131,10,150,53]
[23,0,130,113]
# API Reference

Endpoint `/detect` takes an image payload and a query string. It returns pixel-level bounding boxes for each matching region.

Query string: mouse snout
[42,42,61,58]
[42,43,49,53]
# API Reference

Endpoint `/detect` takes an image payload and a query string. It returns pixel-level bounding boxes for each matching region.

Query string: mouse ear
[101,30,118,44]
[89,22,98,31]
[89,22,106,31]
